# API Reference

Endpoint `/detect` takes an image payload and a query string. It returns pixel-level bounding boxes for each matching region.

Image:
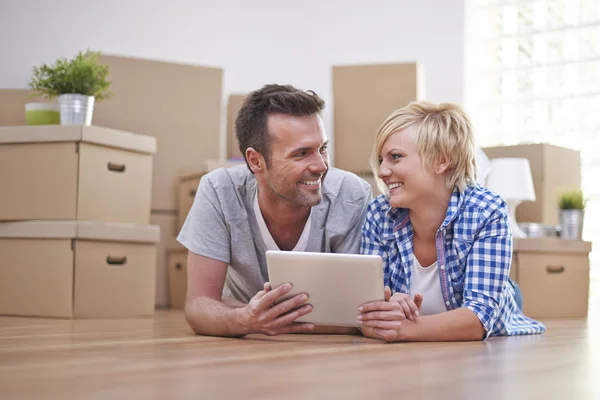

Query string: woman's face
[378,129,442,209]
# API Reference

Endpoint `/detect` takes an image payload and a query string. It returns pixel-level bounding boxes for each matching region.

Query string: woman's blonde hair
[370,101,477,195]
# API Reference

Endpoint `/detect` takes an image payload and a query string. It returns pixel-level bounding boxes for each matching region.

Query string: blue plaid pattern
[360,184,546,339]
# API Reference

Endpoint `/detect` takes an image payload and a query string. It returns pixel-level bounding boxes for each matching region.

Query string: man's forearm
[185,296,250,338]
[222,296,247,308]
[400,308,486,342]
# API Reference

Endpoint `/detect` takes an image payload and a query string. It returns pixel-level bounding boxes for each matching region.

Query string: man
[177,84,373,338]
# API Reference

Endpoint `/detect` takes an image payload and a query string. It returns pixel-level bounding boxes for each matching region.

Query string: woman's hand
[388,291,423,320]
[357,288,423,342]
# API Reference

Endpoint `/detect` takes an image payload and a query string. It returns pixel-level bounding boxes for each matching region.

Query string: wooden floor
[1,310,598,399]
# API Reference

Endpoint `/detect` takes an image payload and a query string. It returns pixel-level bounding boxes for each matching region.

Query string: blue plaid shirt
[360,184,546,339]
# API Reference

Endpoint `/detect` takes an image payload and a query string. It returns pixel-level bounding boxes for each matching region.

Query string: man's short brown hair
[235,84,325,171]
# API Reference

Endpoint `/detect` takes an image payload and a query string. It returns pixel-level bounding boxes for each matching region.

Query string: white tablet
[265,250,384,327]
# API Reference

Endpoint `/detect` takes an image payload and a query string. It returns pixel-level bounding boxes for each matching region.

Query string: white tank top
[408,254,448,315]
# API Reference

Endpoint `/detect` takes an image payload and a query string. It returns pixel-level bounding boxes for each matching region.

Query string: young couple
[177,84,546,343]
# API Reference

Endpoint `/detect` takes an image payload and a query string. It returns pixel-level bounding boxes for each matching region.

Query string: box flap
[76,221,160,243]
[0,221,77,238]
[513,237,592,254]
[0,221,160,243]
[0,125,156,154]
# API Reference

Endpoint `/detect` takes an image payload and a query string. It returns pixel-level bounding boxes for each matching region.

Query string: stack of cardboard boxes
[0,124,159,318]
[482,143,592,318]
[0,53,224,313]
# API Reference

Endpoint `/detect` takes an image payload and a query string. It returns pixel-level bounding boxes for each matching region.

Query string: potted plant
[557,189,586,240]
[29,50,111,126]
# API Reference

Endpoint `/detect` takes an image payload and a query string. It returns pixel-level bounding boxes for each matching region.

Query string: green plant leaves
[557,189,586,210]
[29,50,112,101]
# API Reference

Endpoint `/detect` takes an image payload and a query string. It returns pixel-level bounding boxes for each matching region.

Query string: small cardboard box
[167,239,188,309]
[482,143,581,225]
[150,212,177,308]
[0,125,156,224]
[332,62,426,173]
[512,238,591,318]
[177,165,207,231]
[0,221,160,318]
[176,160,245,230]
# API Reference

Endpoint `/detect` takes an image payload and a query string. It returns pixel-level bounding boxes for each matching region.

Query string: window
[465,0,600,309]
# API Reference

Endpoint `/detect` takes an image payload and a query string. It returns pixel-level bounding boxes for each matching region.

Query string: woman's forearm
[399,307,486,342]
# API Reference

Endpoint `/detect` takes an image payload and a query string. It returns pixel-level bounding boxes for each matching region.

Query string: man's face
[263,113,329,207]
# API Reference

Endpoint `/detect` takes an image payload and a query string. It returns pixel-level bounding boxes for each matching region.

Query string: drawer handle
[175,262,183,271]
[107,256,127,266]
[546,265,565,274]
[107,162,126,173]
[189,189,197,198]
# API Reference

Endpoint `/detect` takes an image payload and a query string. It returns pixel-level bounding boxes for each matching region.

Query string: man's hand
[357,288,423,342]
[239,282,314,336]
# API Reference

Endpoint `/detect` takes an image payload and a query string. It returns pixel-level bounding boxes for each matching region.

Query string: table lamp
[485,157,536,238]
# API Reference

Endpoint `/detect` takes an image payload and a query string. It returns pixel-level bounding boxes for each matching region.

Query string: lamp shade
[486,158,536,202]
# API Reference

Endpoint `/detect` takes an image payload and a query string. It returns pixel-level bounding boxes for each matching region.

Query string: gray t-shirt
[177,165,373,303]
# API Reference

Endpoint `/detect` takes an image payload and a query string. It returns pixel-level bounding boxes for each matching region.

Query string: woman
[357,101,545,342]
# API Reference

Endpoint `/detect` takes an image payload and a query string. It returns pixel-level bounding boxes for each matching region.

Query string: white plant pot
[58,94,95,126]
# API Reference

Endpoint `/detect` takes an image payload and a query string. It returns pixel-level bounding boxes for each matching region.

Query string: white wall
[0,0,465,160]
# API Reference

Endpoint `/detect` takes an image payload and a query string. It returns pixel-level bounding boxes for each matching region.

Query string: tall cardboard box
[93,54,222,212]
[0,89,48,126]
[482,143,581,225]
[227,94,247,160]
[0,221,159,318]
[0,125,156,224]
[356,171,382,198]
[512,238,591,318]
[332,63,426,173]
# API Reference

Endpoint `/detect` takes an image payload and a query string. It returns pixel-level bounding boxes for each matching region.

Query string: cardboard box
[0,221,159,318]
[355,171,383,198]
[176,160,245,230]
[167,239,188,309]
[332,62,426,173]
[176,165,206,231]
[93,54,223,211]
[512,238,591,318]
[483,143,581,225]
[150,213,177,307]
[0,125,156,224]
[227,94,247,160]
[0,89,48,126]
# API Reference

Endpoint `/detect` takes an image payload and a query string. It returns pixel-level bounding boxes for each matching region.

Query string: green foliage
[557,189,586,210]
[29,50,112,101]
